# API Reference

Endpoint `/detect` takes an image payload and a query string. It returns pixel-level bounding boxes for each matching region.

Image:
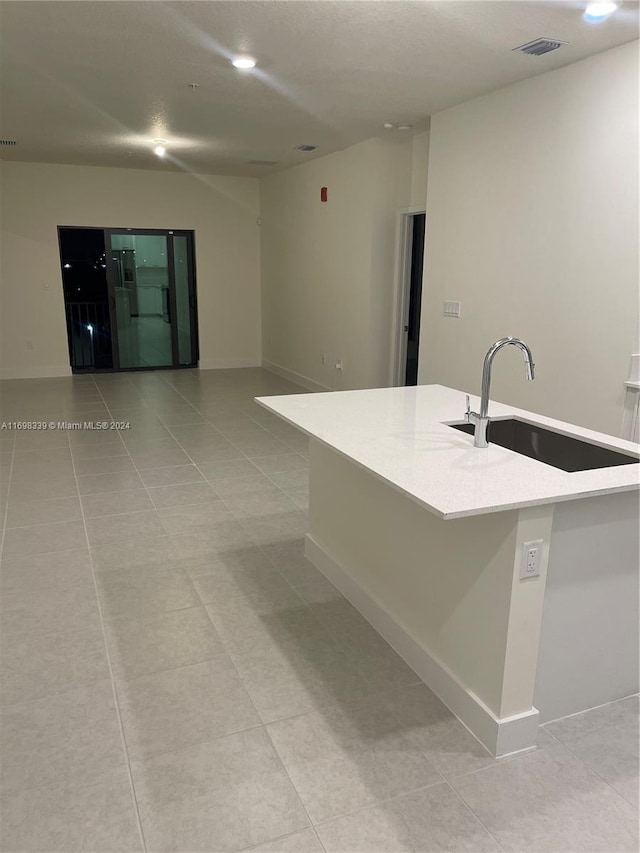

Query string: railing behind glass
[65,301,112,369]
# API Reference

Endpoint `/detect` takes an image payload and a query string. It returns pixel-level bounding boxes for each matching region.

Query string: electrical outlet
[520,539,543,580]
[335,360,343,372]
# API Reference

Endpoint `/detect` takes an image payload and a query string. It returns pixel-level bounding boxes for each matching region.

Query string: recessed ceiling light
[584,1,620,20]
[232,56,256,69]
[397,125,413,131]
[153,140,166,157]
[383,123,394,129]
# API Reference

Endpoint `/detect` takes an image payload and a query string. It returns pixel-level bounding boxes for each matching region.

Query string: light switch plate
[443,300,461,318]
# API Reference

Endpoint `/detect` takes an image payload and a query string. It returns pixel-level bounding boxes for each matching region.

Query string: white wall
[307,439,553,754]
[418,41,639,436]
[0,161,261,378]
[535,490,639,723]
[260,137,413,391]
[409,130,430,209]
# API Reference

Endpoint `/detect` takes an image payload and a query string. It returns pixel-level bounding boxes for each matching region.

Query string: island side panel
[534,489,640,723]
[306,439,552,753]
[497,503,554,749]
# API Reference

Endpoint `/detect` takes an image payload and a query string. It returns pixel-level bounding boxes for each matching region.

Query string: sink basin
[449,418,639,473]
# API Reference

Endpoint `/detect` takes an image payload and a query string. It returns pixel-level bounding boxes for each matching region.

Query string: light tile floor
[0,368,637,853]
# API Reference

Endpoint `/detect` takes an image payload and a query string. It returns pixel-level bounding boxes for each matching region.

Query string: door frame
[390,206,426,386]
[171,229,200,370]
[58,225,199,373]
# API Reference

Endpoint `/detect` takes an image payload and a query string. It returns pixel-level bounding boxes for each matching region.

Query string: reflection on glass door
[109,233,172,368]
[105,229,198,370]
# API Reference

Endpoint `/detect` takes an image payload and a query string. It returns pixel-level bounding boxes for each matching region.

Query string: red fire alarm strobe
[320,187,328,203]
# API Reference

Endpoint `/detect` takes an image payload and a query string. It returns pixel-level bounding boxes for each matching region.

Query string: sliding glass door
[172,234,195,366]
[59,226,198,372]
[105,229,198,370]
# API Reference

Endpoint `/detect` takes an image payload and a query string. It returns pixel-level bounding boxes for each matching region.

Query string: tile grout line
[308,777,452,834]
[238,826,326,853]
[89,376,290,847]
[540,725,639,808]
[94,641,229,686]
[187,447,414,709]
[119,720,266,766]
[100,376,288,664]
[69,375,148,853]
[225,628,324,850]
[154,371,307,487]
[262,723,329,852]
[153,379,524,846]
[442,779,507,851]
[95,381,212,541]
[161,383,449,851]
[147,376,312,589]
[152,373,328,852]
[187,385,559,796]
[542,693,639,727]
[92,395,198,562]
[10,375,322,692]
[0,430,16,557]
[10,372,446,849]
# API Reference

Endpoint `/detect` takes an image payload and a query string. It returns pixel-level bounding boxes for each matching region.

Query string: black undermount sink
[449,418,639,473]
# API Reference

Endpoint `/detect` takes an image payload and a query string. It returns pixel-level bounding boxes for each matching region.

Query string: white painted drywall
[535,489,640,723]
[260,137,413,390]
[418,41,639,436]
[0,161,261,378]
[409,130,430,208]
[307,439,557,735]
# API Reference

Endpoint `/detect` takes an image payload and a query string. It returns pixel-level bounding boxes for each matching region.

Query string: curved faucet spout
[480,337,535,419]
[466,337,536,448]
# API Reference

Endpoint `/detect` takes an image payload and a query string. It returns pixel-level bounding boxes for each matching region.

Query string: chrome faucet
[465,337,535,447]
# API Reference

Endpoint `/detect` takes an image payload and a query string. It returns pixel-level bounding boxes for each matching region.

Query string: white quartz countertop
[256,384,640,519]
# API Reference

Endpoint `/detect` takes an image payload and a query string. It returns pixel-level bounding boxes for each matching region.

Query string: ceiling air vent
[248,160,279,166]
[0,139,17,146]
[513,38,568,56]
[294,144,317,152]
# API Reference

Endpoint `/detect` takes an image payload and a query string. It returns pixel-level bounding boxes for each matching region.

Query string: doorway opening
[59,227,199,372]
[394,211,426,386]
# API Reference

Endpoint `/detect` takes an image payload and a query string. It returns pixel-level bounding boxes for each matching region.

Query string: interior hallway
[0,368,637,852]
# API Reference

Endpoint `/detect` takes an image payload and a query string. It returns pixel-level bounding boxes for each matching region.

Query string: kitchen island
[256,385,639,755]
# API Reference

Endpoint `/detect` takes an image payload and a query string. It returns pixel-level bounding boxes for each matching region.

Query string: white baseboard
[305,533,540,757]
[262,359,330,393]
[1,365,72,380]
[199,358,261,370]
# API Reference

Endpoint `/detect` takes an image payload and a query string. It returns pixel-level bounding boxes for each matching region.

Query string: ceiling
[0,1,638,177]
